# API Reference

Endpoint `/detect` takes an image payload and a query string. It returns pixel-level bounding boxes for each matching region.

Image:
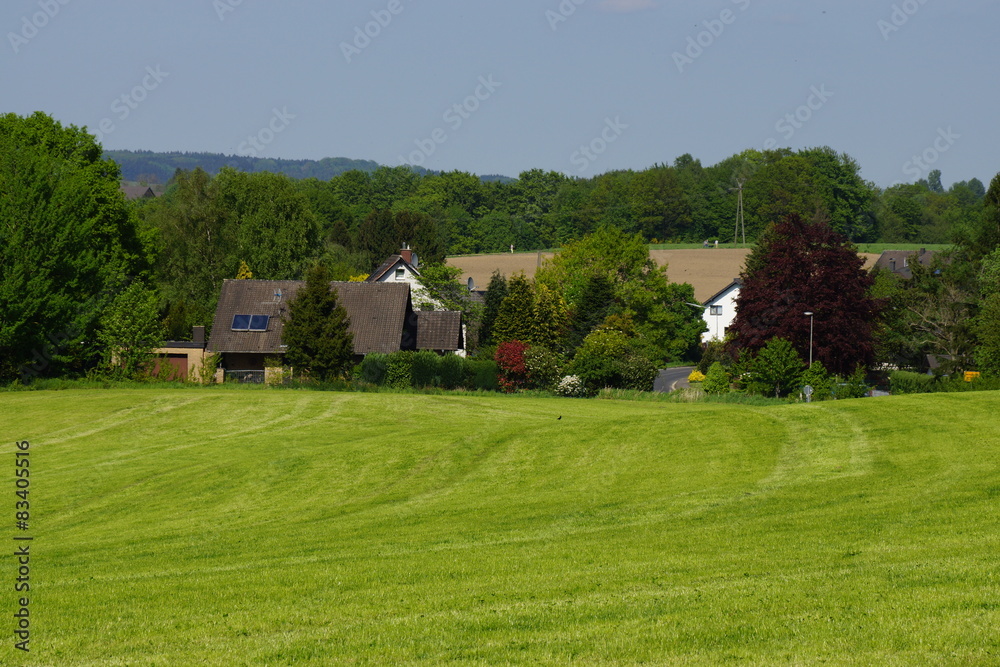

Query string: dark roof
[207,280,414,356]
[335,282,413,354]
[873,249,934,279]
[120,184,156,200]
[207,280,301,355]
[702,278,742,306]
[415,311,463,351]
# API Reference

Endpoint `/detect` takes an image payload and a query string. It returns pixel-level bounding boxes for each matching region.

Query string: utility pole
[732,179,746,246]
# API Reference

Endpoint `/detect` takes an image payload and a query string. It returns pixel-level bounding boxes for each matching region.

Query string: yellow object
[964,371,981,382]
[688,370,706,383]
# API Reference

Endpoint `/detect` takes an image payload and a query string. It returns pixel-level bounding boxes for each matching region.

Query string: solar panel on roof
[231,314,251,330]
[248,315,269,331]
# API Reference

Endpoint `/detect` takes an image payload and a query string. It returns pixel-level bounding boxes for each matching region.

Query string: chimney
[192,326,206,346]
[400,245,413,265]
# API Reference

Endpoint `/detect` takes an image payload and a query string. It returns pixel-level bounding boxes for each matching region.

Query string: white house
[366,247,469,356]
[701,279,741,344]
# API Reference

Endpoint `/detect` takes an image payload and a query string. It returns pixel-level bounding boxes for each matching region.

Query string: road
[654,366,695,393]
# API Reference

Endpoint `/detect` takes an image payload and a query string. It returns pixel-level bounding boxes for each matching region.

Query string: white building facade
[701,279,741,344]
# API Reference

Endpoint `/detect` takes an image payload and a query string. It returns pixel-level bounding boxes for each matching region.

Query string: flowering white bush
[555,375,587,397]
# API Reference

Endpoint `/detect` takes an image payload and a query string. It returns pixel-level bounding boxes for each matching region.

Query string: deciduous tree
[0,112,149,380]
[731,214,882,375]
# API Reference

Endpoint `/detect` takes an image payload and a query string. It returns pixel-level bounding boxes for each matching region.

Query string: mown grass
[2,390,998,664]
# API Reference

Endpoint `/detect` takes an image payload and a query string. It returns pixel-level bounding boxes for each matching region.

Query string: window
[710,305,723,316]
[231,314,251,330]
[231,314,269,331]
[395,268,405,280]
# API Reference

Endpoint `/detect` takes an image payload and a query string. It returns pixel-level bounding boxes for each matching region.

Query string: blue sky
[2,0,996,187]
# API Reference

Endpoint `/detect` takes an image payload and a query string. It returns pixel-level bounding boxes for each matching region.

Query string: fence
[224,370,265,384]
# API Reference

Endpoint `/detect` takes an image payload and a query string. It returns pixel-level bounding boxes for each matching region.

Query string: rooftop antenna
[730,178,746,246]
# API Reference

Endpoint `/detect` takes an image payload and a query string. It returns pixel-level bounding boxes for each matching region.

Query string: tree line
[3,111,1000,391]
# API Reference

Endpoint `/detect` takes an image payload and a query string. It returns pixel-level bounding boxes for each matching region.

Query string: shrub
[554,375,587,397]
[524,346,563,391]
[410,350,442,388]
[358,353,388,385]
[464,359,499,391]
[702,362,731,395]
[835,366,870,399]
[737,337,804,398]
[889,370,936,395]
[697,338,732,375]
[800,361,834,401]
[688,369,706,383]
[495,340,530,392]
[619,354,657,391]
[439,354,464,390]
[384,351,413,389]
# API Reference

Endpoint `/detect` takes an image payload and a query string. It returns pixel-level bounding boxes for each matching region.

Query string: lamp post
[804,311,814,367]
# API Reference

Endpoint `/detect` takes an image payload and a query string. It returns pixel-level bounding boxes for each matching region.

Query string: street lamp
[804,311,814,367]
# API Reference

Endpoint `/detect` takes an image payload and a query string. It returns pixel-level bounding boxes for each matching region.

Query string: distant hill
[105,150,382,184]
[105,149,511,185]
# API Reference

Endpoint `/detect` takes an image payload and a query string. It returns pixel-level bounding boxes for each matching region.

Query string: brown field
[448,249,880,302]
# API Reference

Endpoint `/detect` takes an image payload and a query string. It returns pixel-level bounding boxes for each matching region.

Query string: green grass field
[3,389,998,665]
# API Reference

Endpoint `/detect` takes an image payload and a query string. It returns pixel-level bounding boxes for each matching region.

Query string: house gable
[701,278,741,343]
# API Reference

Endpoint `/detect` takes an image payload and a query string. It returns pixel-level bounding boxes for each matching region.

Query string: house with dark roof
[415,311,464,353]
[366,245,448,310]
[873,248,935,279]
[119,184,157,200]
[206,278,463,377]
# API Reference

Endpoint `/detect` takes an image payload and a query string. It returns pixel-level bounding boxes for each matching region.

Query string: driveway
[654,366,695,393]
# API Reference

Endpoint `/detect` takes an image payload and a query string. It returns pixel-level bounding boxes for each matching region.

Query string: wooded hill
[106,149,383,184]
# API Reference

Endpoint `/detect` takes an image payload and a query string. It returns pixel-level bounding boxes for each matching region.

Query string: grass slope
[2,390,998,665]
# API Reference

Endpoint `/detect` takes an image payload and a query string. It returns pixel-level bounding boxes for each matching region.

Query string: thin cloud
[598,0,658,13]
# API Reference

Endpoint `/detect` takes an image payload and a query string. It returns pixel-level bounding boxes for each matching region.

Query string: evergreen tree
[478,271,508,346]
[491,272,534,345]
[567,273,615,351]
[731,214,882,376]
[356,209,397,269]
[530,283,570,351]
[283,265,354,381]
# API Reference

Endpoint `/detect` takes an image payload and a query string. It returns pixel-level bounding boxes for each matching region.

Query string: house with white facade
[701,279,741,344]
[366,246,443,309]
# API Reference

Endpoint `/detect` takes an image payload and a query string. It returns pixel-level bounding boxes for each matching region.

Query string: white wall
[701,285,739,344]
